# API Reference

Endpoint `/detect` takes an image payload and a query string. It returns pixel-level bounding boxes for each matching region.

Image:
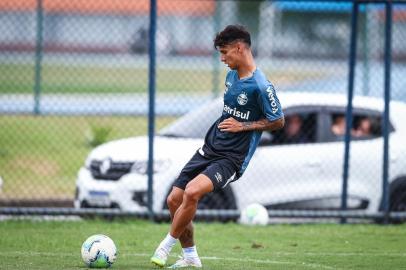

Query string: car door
[233,106,325,210]
[318,107,387,211]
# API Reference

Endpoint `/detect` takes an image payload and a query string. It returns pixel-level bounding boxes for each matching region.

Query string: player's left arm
[219,83,284,133]
[218,116,284,132]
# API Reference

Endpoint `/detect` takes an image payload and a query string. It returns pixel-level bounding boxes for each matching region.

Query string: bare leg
[151,177,210,267]
[167,187,195,248]
[170,174,213,239]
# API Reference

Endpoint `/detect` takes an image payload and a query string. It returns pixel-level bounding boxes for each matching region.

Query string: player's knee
[167,192,182,210]
[184,186,202,203]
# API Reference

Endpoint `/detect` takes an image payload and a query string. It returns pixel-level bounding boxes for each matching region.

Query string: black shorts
[173,151,239,191]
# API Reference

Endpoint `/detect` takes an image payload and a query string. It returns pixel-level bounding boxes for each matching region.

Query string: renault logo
[100,158,112,175]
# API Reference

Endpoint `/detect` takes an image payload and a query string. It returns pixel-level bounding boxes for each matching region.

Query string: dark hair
[213,24,251,49]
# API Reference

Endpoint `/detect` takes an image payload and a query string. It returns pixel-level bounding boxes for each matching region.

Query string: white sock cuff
[183,245,199,258]
[183,245,196,253]
[163,233,178,248]
[166,233,178,243]
[158,233,178,253]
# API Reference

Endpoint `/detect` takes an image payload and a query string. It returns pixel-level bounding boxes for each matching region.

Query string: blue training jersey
[201,69,284,177]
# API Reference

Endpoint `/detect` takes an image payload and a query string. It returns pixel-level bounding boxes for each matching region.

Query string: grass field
[0,63,213,94]
[0,219,405,269]
[0,115,176,199]
[0,63,323,94]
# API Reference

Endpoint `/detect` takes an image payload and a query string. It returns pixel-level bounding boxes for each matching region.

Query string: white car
[74,92,406,216]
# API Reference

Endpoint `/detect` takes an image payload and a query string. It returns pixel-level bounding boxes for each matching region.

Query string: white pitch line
[2,251,405,258]
[0,251,336,269]
[271,251,406,257]
[2,251,406,269]
[197,256,337,270]
[114,252,340,270]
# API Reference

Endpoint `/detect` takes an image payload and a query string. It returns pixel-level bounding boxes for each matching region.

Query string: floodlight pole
[147,0,157,221]
[341,1,359,224]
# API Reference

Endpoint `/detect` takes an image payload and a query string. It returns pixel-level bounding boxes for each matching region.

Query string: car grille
[90,160,134,180]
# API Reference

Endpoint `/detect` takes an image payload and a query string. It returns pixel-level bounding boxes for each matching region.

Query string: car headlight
[131,159,171,175]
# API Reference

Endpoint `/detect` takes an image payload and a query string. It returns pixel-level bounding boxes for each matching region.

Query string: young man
[151,24,285,268]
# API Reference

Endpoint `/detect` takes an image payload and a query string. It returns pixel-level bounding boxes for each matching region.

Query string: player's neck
[237,63,256,80]
[237,53,256,80]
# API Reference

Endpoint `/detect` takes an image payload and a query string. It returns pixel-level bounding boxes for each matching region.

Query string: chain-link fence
[1,0,406,221]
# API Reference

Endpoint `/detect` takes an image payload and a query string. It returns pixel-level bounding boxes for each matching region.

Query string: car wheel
[378,177,406,223]
[389,177,406,215]
[390,188,406,212]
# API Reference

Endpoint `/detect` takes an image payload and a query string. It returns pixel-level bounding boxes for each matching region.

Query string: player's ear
[238,42,247,54]
[236,42,242,53]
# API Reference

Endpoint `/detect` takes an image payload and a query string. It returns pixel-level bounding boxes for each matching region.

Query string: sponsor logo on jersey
[223,104,251,120]
[266,86,279,114]
[237,92,248,105]
[214,172,223,183]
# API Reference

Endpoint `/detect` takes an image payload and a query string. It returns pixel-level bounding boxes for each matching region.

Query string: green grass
[0,63,220,94]
[0,219,405,269]
[0,116,176,199]
[0,63,323,94]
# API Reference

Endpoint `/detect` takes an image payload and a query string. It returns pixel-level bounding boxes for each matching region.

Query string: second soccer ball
[239,203,269,226]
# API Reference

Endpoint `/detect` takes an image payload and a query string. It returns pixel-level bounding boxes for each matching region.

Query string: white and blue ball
[239,203,269,226]
[81,234,117,268]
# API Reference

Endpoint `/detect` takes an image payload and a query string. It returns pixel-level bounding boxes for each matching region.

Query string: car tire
[389,177,406,222]
[378,177,406,223]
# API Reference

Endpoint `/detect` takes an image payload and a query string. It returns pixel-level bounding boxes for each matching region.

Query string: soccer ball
[81,234,117,268]
[239,203,269,226]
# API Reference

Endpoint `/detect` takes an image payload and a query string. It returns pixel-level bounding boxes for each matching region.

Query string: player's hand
[218,117,243,133]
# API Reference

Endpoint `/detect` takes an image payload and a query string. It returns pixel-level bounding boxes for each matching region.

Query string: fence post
[361,4,370,96]
[211,1,221,98]
[33,0,44,115]
[147,0,157,221]
[341,1,359,224]
[382,0,393,224]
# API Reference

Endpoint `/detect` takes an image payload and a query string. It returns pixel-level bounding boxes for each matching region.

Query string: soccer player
[151,24,285,268]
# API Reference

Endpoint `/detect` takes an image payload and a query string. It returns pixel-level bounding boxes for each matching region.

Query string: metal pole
[362,4,370,96]
[147,0,157,221]
[341,1,359,224]
[211,1,221,98]
[33,0,44,115]
[382,0,392,224]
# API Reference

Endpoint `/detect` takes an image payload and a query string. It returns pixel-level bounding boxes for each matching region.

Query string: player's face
[218,43,241,70]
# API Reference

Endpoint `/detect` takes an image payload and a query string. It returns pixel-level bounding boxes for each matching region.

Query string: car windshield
[159,98,223,139]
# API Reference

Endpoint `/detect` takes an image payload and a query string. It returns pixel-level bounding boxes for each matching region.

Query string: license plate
[88,190,110,206]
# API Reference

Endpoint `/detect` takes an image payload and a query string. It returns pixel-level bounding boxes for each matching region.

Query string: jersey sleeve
[257,83,284,121]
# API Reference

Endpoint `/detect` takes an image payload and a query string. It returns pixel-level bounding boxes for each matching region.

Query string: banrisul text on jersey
[223,104,250,120]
